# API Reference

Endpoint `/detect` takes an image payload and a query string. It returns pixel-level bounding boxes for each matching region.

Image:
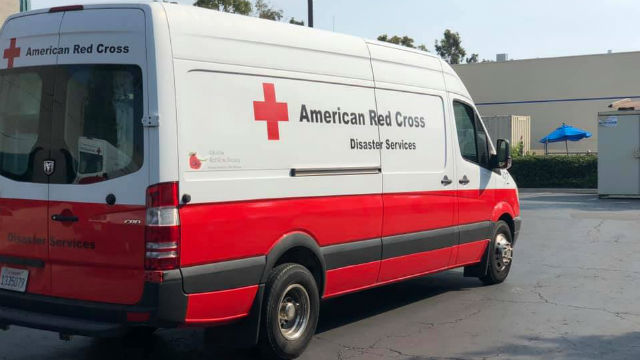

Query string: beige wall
[1,1,18,24]
[454,52,640,153]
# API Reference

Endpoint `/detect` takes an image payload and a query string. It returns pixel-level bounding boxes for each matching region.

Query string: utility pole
[20,0,30,12]
[307,0,313,28]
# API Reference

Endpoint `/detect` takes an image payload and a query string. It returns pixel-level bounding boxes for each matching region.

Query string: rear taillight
[145,182,180,270]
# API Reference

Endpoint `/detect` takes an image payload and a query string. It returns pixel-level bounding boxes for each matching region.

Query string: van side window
[453,101,490,168]
[453,102,478,163]
[475,116,490,167]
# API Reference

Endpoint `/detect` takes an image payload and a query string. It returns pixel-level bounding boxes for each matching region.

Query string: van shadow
[81,271,483,360]
[316,271,481,334]
[461,331,640,359]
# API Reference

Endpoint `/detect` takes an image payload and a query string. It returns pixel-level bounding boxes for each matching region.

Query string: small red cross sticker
[253,83,289,141]
[3,38,20,69]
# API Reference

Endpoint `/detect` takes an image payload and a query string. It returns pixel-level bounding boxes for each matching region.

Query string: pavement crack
[536,290,550,303]
[536,262,640,277]
[418,309,483,329]
[587,219,605,242]
[483,289,640,324]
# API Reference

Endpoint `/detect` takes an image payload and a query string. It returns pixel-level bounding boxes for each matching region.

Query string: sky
[30,0,640,61]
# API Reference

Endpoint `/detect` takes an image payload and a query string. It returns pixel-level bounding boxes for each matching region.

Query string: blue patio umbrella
[539,123,592,154]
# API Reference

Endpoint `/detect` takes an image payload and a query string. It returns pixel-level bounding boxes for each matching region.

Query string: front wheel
[259,263,319,359]
[480,220,514,285]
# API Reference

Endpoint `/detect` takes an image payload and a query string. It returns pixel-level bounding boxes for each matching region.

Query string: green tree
[193,0,252,15]
[289,17,305,26]
[255,0,283,21]
[378,34,414,48]
[434,29,466,64]
[378,34,429,52]
[466,53,479,63]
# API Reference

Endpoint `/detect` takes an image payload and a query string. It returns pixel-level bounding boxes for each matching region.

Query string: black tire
[259,263,320,359]
[480,220,514,285]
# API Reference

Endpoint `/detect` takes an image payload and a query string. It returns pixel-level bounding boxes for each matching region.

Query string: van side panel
[367,43,458,282]
[169,8,384,302]
[323,261,380,297]
[164,5,373,82]
[180,195,383,266]
[165,7,520,325]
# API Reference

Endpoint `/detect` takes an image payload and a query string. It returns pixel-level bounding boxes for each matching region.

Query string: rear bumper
[0,270,187,337]
[0,304,129,337]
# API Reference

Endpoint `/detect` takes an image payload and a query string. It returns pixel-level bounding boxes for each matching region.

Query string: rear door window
[56,65,143,184]
[0,65,143,184]
[0,70,49,182]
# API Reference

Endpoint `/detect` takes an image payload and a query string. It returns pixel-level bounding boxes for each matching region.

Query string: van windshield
[0,65,143,184]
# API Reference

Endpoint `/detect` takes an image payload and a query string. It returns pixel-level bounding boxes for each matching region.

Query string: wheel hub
[283,302,296,322]
[277,284,310,341]
[494,234,513,271]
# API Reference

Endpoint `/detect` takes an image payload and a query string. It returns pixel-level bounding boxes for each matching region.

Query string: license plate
[0,267,29,293]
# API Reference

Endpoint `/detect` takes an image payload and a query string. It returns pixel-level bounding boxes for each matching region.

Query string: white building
[0,1,18,24]
[454,51,640,153]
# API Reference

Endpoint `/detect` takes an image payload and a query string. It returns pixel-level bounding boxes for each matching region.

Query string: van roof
[6,2,471,99]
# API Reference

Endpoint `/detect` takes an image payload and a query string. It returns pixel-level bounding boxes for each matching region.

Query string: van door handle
[441,176,453,186]
[459,175,470,185]
[51,214,79,222]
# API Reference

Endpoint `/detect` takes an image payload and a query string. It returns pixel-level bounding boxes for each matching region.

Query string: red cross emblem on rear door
[3,38,21,69]
[253,83,289,141]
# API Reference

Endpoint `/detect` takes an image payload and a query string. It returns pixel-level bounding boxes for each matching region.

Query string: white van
[0,3,521,359]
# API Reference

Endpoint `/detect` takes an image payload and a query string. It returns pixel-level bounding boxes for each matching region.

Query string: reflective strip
[145,251,178,259]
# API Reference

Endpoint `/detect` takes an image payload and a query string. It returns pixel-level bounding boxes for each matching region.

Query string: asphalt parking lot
[2,191,640,360]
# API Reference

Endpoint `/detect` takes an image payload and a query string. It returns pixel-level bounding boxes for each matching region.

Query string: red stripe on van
[378,247,452,283]
[455,239,490,265]
[179,189,517,267]
[323,240,491,299]
[179,194,384,267]
[324,261,380,298]
[381,190,457,237]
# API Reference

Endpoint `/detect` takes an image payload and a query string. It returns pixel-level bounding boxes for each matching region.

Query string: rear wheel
[259,263,319,359]
[480,220,513,285]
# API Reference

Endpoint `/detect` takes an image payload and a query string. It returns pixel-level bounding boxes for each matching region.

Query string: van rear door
[0,12,63,296]
[46,8,149,305]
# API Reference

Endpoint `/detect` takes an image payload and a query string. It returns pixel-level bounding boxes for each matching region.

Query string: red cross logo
[3,38,20,69]
[253,83,289,141]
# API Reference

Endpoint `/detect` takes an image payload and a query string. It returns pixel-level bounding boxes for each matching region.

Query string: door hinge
[142,114,159,127]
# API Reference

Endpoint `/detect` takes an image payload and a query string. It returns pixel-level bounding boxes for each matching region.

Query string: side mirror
[495,139,512,170]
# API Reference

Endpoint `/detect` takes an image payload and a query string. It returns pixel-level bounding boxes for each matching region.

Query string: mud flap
[205,284,264,348]
[463,246,490,278]
[463,223,495,278]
